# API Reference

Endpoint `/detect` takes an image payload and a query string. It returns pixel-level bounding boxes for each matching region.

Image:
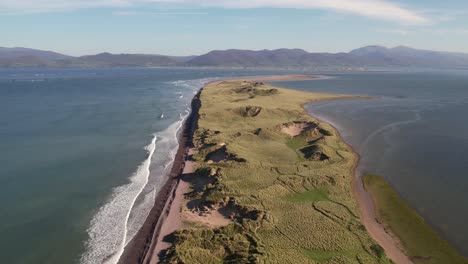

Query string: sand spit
[122,75,411,264]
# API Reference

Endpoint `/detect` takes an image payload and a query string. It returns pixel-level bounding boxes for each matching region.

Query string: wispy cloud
[376,27,468,37]
[112,10,208,16]
[0,0,429,24]
[422,28,468,36]
[376,29,412,36]
[420,9,468,23]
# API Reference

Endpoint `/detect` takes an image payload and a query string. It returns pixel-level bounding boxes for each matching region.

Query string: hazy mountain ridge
[1,46,468,68]
[77,53,181,67]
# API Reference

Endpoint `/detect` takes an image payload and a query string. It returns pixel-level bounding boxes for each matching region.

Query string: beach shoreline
[117,88,202,264]
[305,111,412,264]
[121,74,410,264]
[118,75,327,263]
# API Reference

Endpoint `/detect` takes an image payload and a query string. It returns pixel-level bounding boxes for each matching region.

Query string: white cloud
[112,10,207,16]
[423,28,468,36]
[0,0,429,24]
[376,29,412,36]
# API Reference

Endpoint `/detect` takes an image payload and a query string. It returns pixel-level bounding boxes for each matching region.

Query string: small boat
[160,114,164,119]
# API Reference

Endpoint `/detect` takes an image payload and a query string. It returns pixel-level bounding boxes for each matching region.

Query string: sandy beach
[117,89,202,264]
[122,74,411,264]
[354,176,412,264]
[312,115,413,264]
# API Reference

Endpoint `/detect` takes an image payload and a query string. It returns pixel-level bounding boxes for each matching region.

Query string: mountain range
[1,46,468,68]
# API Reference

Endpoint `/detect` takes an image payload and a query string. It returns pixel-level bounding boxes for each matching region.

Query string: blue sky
[1,0,467,56]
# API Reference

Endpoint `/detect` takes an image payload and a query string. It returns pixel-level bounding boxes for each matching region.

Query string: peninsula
[146,75,394,263]
[124,75,468,264]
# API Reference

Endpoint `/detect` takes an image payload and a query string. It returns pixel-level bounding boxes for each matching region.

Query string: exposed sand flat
[181,205,233,228]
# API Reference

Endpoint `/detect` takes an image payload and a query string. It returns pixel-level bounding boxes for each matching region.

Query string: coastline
[122,74,409,264]
[117,74,323,263]
[305,111,412,264]
[117,89,202,264]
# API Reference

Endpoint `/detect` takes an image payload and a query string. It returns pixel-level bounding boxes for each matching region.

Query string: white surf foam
[80,77,216,264]
[80,135,157,264]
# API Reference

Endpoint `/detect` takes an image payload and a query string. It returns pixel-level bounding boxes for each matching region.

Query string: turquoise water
[0,68,301,264]
[275,69,468,256]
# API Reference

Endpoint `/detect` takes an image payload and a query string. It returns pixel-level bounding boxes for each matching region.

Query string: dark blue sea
[0,67,304,264]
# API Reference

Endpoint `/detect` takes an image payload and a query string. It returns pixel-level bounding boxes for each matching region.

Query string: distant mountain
[187,49,310,67]
[1,45,468,68]
[0,55,49,68]
[186,46,468,68]
[0,47,72,61]
[76,53,182,67]
[0,47,193,67]
[346,45,468,67]
[168,55,197,64]
[0,47,73,67]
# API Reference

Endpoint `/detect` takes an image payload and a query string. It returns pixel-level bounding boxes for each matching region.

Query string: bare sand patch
[280,121,316,137]
[182,205,233,228]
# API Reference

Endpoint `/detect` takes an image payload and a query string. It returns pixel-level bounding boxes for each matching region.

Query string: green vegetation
[285,188,329,203]
[162,80,392,263]
[302,248,371,263]
[363,174,468,264]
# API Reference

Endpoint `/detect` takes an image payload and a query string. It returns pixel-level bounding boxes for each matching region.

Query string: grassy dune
[363,174,468,264]
[162,80,391,263]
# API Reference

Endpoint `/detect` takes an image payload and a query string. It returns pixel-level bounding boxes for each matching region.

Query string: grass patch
[286,135,309,160]
[286,188,329,203]
[286,135,308,151]
[303,249,342,262]
[302,248,367,262]
[363,174,468,264]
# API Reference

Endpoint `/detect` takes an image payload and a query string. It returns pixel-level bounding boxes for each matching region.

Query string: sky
[1,0,468,56]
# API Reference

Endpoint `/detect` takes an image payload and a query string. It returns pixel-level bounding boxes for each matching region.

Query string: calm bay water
[275,69,468,256]
[0,67,301,264]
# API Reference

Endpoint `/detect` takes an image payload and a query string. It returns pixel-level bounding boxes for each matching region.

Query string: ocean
[1,68,467,263]
[274,69,468,257]
[0,67,300,264]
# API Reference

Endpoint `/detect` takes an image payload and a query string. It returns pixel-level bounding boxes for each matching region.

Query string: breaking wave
[80,77,216,264]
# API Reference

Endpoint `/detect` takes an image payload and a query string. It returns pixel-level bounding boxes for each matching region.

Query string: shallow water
[0,67,305,264]
[274,69,468,256]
